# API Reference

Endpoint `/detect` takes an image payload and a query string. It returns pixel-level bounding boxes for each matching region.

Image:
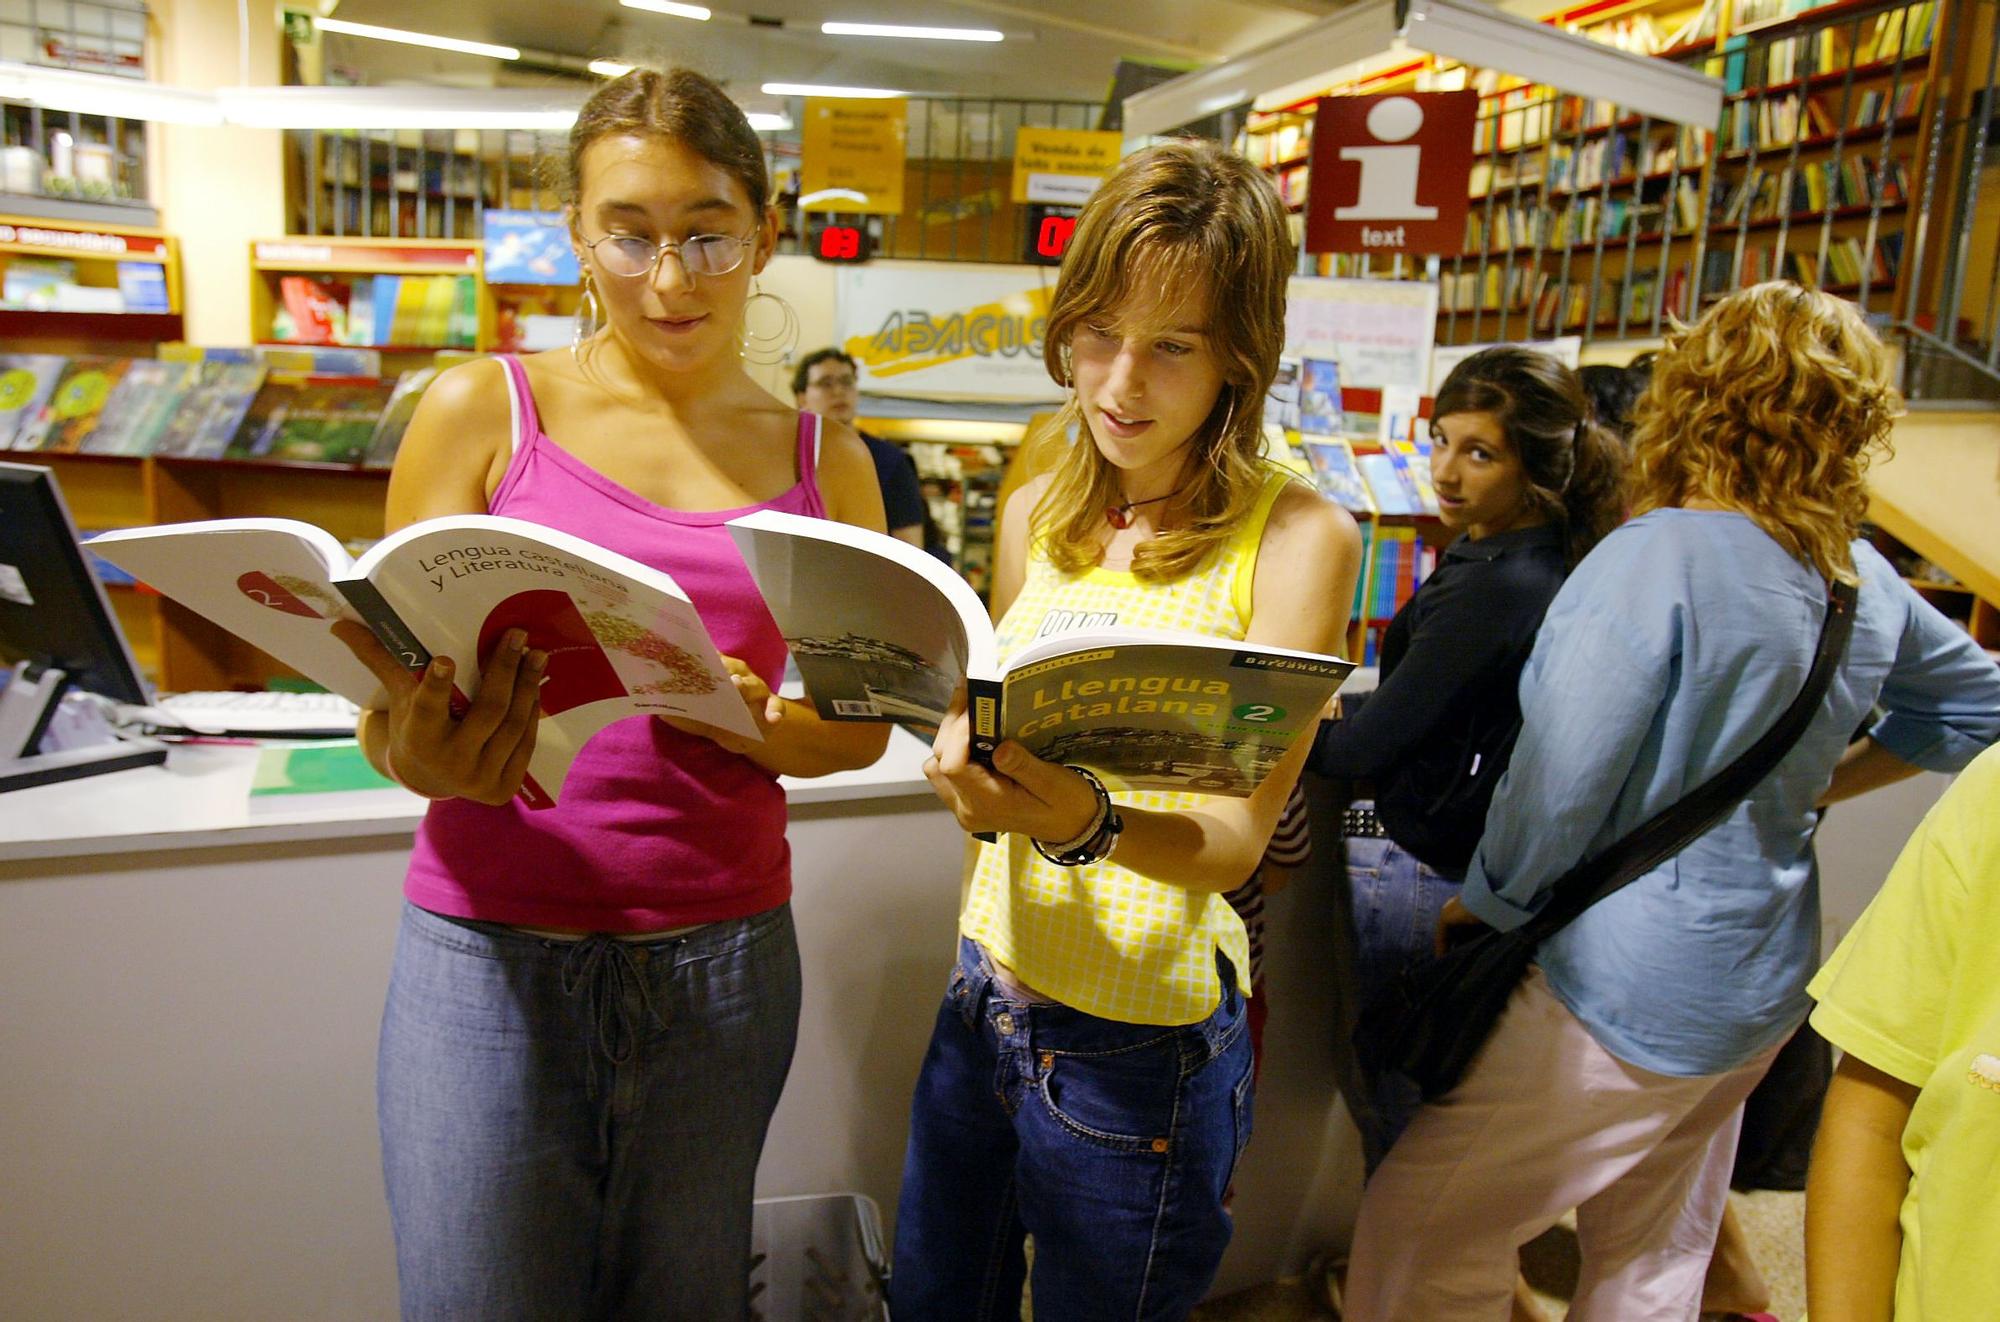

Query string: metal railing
[0,0,153,208]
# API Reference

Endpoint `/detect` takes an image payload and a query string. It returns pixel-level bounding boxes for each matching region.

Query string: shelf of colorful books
[1725,52,1930,102]
[1718,116,1924,158]
[0,214,183,347]
[249,236,488,355]
[1733,0,1922,42]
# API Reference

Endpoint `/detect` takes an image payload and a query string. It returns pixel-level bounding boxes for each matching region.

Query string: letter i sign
[1304,90,1478,257]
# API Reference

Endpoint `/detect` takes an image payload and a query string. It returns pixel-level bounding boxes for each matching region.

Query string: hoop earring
[571,276,602,357]
[740,282,799,366]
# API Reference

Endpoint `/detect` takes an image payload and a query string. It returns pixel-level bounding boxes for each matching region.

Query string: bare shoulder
[1262,476,1362,565]
[813,415,890,534]
[386,357,516,526]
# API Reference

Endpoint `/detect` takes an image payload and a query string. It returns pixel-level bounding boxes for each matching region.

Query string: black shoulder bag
[1353,579,1858,1103]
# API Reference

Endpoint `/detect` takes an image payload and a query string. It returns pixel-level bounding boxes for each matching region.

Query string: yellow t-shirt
[1808,743,2000,1322]
[960,467,1298,1026]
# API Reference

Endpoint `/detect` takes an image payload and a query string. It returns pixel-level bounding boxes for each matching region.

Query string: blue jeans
[377,901,801,1322]
[891,938,1254,1321]
[1345,833,1463,1174]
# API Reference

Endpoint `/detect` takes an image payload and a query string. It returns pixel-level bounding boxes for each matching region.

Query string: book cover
[363,367,440,469]
[277,275,348,345]
[89,514,758,809]
[1297,357,1344,436]
[0,354,68,448]
[1301,437,1375,515]
[76,359,193,456]
[726,510,1353,795]
[116,262,171,313]
[248,738,409,816]
[150,362,269,460]
[16,357,133,453]
[226,374,393,465]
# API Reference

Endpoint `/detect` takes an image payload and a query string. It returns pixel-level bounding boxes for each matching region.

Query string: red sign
[1023,204,1079,267]
[1304,91,1478,256]
[811,223,872,263]
[0,220,168,258]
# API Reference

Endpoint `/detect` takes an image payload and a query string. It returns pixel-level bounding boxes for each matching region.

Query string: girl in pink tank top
[332,67,891,1321]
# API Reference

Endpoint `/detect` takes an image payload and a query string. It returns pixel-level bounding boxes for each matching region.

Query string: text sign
[812,223,873,263]
[1023,205,1079,266]
[1305,91,1477,256]
[1010,127,1123,204]
[801,98,908,215]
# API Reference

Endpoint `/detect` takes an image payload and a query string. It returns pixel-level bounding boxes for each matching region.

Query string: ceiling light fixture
[0,61,224,124]
[313,17,520,61]
[618,0,712,19]
[745,112,792,131]
[218,86,580,131]
[761,82,904,99]
[820,22,1003,42]
[588,59,635,77]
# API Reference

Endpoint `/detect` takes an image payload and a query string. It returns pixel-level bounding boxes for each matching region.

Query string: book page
[728,510,993,729]
[358,515,755,806]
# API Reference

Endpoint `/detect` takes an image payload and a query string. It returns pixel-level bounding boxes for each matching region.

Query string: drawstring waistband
[559,935,666,1097]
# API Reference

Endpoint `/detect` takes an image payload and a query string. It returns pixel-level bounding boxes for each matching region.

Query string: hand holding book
[333,618,546,806]
[921,683,1103,847]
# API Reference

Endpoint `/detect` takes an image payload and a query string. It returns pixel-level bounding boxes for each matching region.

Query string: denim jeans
[1345,832,1463,1173]
[377,901,801,1322]
[891,937,1254,1321]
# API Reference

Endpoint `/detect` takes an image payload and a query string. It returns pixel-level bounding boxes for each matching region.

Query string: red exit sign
[1024,204,1079,266]
[811,223,872,263]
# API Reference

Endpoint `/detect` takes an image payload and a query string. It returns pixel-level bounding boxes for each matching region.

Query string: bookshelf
[0,214,183,349]
[1239,0,1944,349]
[249,236,488,361]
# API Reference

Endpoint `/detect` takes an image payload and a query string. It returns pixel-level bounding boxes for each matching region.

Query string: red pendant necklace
[1106,485,1188,529]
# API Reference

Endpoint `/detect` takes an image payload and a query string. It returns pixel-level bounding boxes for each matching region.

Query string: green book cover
[250,740,396,797]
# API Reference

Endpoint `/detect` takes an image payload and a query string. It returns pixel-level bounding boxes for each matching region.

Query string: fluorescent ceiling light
[589,59,635,77]
[218,86,580,130]
[821,22,1003,42]
[762,82,904,98]
[1123,0,1399,137]
[315,17,520,61]
[745,112,792,131]
[619,0,711,19]
[0,60,223,124]
[1402,0,1721,125]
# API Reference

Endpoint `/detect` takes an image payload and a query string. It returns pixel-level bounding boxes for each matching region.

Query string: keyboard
[152,690,361,737]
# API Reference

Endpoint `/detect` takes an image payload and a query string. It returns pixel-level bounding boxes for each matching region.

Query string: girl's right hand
[332,618,547,805]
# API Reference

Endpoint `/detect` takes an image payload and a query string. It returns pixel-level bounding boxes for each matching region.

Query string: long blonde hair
[1036,140,1294,582]
[1628,283,1899,584]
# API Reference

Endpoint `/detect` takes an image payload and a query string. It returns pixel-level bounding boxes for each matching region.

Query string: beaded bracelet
[1032,766,1124,867]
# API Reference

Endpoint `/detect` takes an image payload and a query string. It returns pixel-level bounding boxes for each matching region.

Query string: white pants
[1344,967,1782,1322]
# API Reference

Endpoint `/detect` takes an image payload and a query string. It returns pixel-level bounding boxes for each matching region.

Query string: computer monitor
[0,460,165,791]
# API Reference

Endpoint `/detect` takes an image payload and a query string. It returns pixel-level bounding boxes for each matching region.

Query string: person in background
[1805,741,2000,1322]
[1344,283,2000,1322]
[1308,346,1625,1322]
[794,347,928,546]
[334,66,891,1320]
[894,139,1362,1320]
[1577,355,1651,443]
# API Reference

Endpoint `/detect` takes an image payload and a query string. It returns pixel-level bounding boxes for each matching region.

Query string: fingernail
[527,650,548,672]
[432,658,454,681]
[995,744,1019,770]
[506,628,528,651]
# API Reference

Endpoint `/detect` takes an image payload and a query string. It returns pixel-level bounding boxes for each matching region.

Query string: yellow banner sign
[801,98,908,215]
[1010,127,1124,204]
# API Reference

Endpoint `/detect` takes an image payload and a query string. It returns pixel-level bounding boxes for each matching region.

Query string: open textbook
[90,514,756,808]
[728,510,1353,797]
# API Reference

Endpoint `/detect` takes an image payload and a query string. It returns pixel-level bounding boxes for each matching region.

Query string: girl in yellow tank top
[891,141,1361,1321]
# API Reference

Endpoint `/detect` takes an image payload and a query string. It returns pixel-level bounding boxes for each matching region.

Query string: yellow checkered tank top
[960,466,1298,1026]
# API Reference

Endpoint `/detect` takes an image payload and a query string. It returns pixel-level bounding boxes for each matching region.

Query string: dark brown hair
[1432,346,1626,567]
[562,67,768,213]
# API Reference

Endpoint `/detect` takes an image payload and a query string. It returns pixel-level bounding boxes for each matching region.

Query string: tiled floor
[1188,1189,1806,1321]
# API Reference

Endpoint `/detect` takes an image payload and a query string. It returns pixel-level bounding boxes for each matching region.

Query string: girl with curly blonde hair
[1344,283,2000,1322]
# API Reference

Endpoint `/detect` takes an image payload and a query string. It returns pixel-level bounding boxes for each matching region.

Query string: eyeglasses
[582,231,756,280]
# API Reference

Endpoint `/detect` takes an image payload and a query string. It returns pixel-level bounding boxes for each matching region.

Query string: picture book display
[90,514,757,808]
[227,375,395,465]
[14,357,133,453]
[0,354,67,447]
[77,360,192,456]
[148,360,268,459]
[727,510,1354,797]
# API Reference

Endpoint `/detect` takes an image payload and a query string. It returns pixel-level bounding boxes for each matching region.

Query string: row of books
[0,347,446,467]
[1469,176,1705,254]
[1297,436,1440,519]
[1239,117,1310,168]
[1720,85,1924,152]
[1739,1,1935,90]
[0,256,171,315]
[274,273,479,349]
[1715,155,1909,225]
[1363,524,1431,627]
[1712,232,1904,288]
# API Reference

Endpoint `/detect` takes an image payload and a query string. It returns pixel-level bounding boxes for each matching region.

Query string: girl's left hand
[924,685,1102,843]
[1434,894,1489,957]
[660,655,787,754]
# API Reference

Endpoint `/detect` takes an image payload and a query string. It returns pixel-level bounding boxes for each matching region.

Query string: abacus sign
[812,223,872,264]
[1024,205,1080,266]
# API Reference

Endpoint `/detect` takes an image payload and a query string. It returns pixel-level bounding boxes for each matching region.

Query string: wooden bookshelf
[0,215,183,351]
[249,236,488,363]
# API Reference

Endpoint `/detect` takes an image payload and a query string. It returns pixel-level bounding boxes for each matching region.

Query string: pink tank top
[403,356,829,931]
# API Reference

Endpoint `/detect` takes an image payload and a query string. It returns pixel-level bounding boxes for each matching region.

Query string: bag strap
[1519,577,1859,944]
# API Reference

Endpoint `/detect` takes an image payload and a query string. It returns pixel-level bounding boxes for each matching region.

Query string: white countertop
[0,727,939,863]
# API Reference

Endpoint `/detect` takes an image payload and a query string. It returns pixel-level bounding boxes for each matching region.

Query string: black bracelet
[1032,766,1124,867]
